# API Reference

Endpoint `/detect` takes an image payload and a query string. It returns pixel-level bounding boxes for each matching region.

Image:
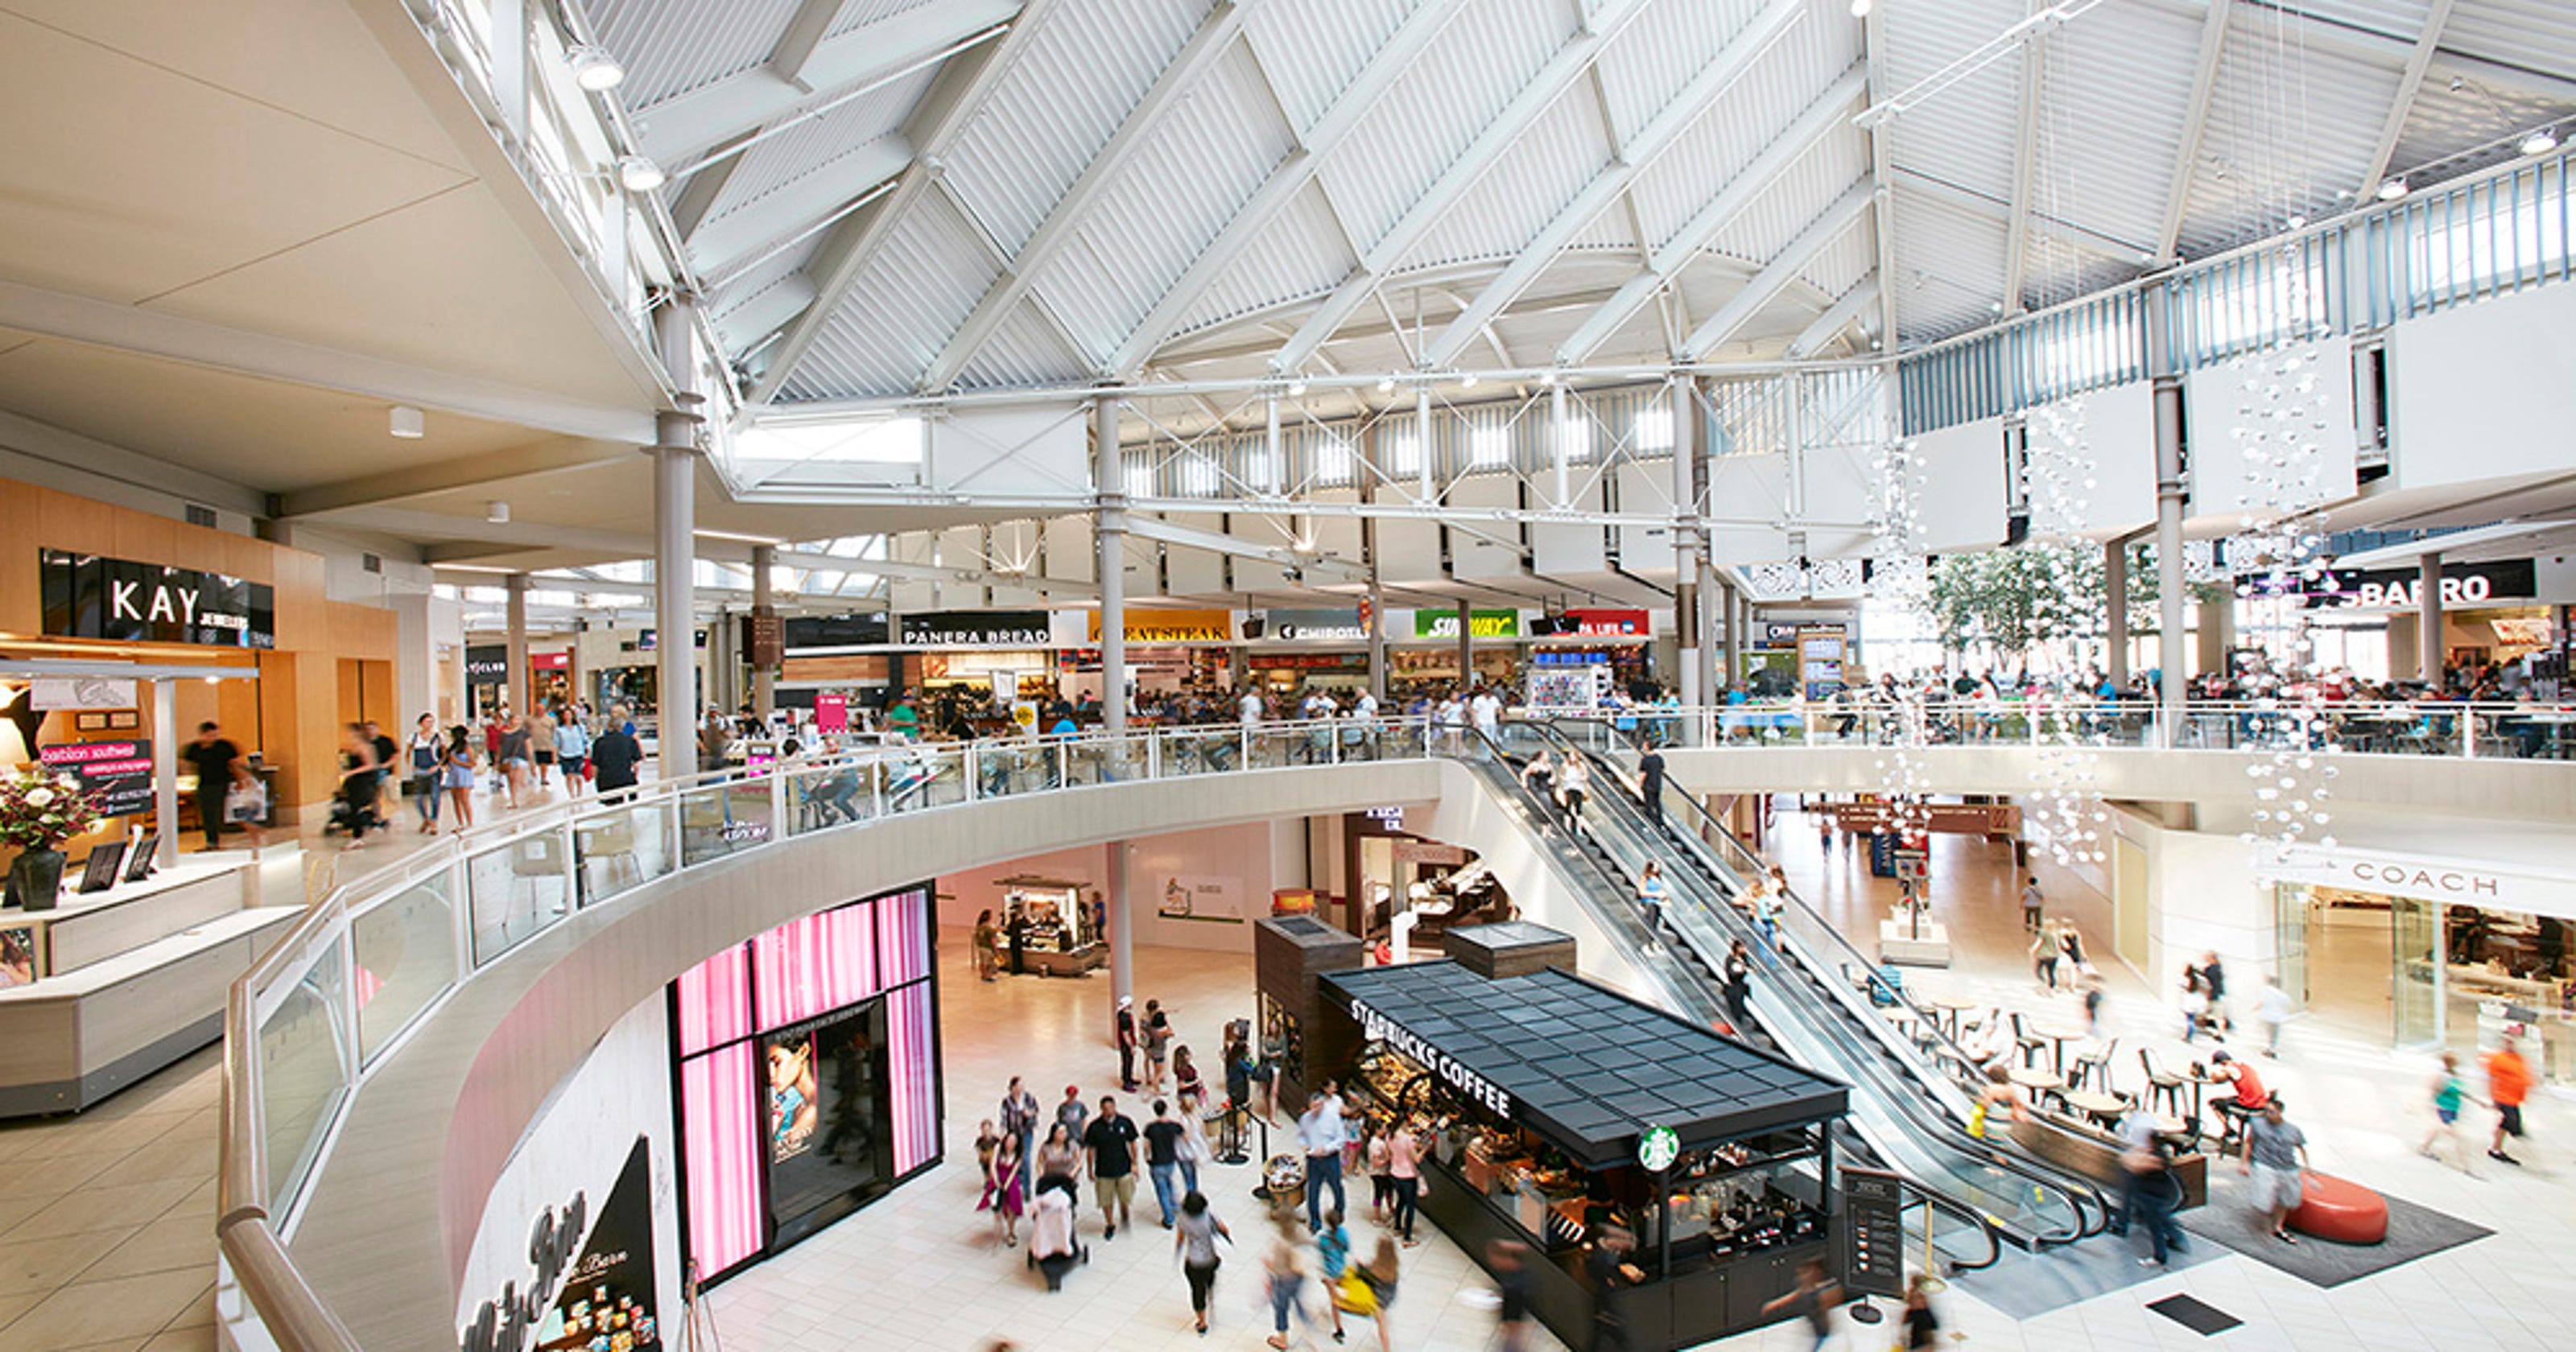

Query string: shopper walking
[1386,1118,1422,1247]
[2032,921,2061,991]
[1635,742,1667,832]
[1174,1191,1232,1335]
[981,1131,1026,1247]
[407,714,444,833]
[1901,1274,1942,1350]
[1299,1081,1351,1232]
[1520,749,1554,813]
[1145,999,1175,1093]
[1034,1122,1082,1184]
[1314,1208,1352,1344]
[2240,1099,2311,1244]
[2485,1036,2533,1166]
[1262,1217,1312,1350]
[183,722,246,852]
[1001,1076,1042,1189]
[498,712,532,809]
[2021,874,2046,933]
[1488,1240,1535,1352]
[2256,976,2294,1059]
[1116,995,1141,1092]
[589,712,642,797]
[2117,1106,2186,1267]
[554,712,590,795]
[442,728,478,828]
[1585,1223,1641,1352]
[1334,1236,1401,1352]
[1364,1120,1393,1222]
[1635,861,1670,941]
[1055,1083,1091,1144]
[1083,1094,1141,1238]
[1175,1086,1212,1195]
[1145,1099,1187,1228]
[1758,1258,1840,1352]
[2420,1051,2475,1173]
[1558,755,1591,836]
[1721,940,1753,1033]
[973,911,1001,982]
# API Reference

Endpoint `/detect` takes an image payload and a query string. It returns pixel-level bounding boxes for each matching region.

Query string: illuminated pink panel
[753,906,877,1031]
[886,982,939,1175]
[875,888,931,987]
[674,944,750,1056]
[680,1043,762,1279]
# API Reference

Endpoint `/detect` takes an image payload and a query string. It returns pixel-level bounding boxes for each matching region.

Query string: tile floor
[6,789,2574,1351]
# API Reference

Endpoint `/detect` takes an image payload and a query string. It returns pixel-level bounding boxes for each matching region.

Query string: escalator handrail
[1498,720,2116,1243]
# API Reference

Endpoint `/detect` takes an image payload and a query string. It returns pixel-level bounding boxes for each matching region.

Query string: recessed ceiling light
[390,406,424,439]
[567,45,625,93]
[2377,176,2409,201]
[617,155,666,192]
[486,501,511,524]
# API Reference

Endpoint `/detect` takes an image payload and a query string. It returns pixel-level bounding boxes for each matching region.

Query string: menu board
[1843,1167,1905,1297]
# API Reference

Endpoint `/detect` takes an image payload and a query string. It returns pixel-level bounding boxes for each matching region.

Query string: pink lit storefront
[671,884,944,1282]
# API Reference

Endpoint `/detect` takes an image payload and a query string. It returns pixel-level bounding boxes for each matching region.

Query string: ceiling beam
[0,278,655,444]
[0,409,267,518]
[1159,282,1636,366]
[2133,0,2576,104]
[745,6,1045,403]
[774,547,1100,596]
[276,441,638,518]
[667,136,749,240]
[1554,63,1868,365]
[2155,0,2232,266]
[634,0,1017,166]
[2359,0,2457,199]
[1425,0,1809,371]
[1784,276,1880,359]
[1678,179,1874,361]
[685,134,914,281]
[919,1,1254,394]
[766,0,849,90]
[1999,10,2047,315]
[1861,0,1900,354]
[1265,0,1657,377]
[1895,167,2153,260]
[1121,515,1368,583]
[1105,0,1476,378]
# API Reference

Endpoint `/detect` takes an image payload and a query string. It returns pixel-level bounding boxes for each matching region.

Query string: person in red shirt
[2208,1050,2268,1144]
[2485,1037,2533,1166]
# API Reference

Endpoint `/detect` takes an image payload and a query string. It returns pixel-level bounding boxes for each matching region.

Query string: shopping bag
[1331,1272,1377,1317]
[224,781,268,824]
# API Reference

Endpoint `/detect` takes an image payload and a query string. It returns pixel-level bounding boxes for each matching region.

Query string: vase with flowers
[0,768,109,913]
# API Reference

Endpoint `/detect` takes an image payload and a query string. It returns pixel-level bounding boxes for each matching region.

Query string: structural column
[151,678,178,868]
[1364,422,1386,701]
[1455,600,1473,690]
[2147,291,2189,740]
[2419,553,2445,686]
[1104,840,1133,1019]
[504,573,530,715]
[1673,373,1703,706]
[750,542,777,718]
[653,295,704,766]
[1094,395,1127,734]
[2104,538,2131,688]
[1719,580,1741,694]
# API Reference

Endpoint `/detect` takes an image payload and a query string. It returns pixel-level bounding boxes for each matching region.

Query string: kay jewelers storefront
[2265,845,2576,1073]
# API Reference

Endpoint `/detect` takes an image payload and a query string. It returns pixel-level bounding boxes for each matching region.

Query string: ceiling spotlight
[1286,378,1307,398]
[1375,376,1394,394]
[1849,0,1873,14]
[617,155,667,192]
[2376,176,2409,201]
[486,500,511,525]
[1988,299,2006,315]
[390,405,424,439]
[2523,129,2560,156]
[2286,212,2307,229]
[1460,372,1479,388]
[566,45,625,93]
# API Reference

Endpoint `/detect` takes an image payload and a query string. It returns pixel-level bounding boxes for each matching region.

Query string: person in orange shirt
[2485,1037,2533,1166]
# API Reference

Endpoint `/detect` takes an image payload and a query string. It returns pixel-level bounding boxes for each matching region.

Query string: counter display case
[998,876,1103,977]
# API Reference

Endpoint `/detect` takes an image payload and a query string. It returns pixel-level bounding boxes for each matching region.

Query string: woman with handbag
[407,714,444,834]
[442,728,478,830]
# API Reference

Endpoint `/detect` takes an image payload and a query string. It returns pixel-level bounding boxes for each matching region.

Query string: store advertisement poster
[813,693,848,735]
[1157,873,1245,923]
[539,1136,662,1352]
[0,924,40,988]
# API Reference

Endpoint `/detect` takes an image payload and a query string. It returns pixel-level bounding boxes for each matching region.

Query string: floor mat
[2175,1172,2492,1287]
[1943,1226,2225,1321]
[2147,1293,2244,1335]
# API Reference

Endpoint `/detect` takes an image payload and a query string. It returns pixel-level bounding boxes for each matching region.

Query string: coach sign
[40,550,275,649]
[2268,844,2576,919]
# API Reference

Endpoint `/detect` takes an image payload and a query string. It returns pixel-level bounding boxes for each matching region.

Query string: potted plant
[0,768,109,913]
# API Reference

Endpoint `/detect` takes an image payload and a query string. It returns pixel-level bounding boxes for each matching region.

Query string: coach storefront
[2265,843,2576,1069]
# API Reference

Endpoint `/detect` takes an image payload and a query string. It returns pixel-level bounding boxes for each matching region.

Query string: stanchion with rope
[680,1258,722,1352]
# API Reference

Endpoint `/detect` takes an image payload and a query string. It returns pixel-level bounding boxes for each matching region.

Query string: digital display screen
[763,1003,886,1248]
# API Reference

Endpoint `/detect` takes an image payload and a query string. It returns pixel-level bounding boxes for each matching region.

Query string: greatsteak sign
[40,550,276,649]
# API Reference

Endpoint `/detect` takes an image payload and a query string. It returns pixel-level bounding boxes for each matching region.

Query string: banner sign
[40,550,275,649]
[813,692,849,735]
[39,740,154,817]
[899,609,1052,648]
[1087,608,1232,644]
[783,613,890,648]
[1157,872,1245,924]
[466,646,507,682]
[1413,609,1521,640]
[1559,608,1651,638]
[30,677,135,711]
[1263,609,1368,642]
[1347,997,1513,1116]
[2251,559,2537,608]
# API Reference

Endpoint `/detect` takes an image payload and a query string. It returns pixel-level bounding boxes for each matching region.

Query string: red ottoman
[2285,1172,2388,1243]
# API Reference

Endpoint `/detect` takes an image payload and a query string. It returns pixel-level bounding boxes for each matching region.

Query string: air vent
[361,552,382,575]
[184,503,218,529]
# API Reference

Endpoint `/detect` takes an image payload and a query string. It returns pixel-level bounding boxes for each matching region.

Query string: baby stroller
[1026,1173,1088,1291]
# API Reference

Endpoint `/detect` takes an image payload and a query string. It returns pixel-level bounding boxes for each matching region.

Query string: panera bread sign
[40,550,275,649]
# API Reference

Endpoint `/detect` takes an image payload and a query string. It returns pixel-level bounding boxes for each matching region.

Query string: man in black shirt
[182,722,241,851]
[589,719,643,797]
[1634,744,1667,833]
[1141,1099,1187,1229]
[1587,1223,1642,1351]
[1081,1094,1140,1238]
[1489,1239,1535,1352]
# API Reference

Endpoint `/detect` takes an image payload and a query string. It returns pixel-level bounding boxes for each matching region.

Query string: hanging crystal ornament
[2021,395,2112,867]
[1867,436,1935,842]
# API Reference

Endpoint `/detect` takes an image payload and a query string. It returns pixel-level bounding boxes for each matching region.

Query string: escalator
[1451,723,2112,1268]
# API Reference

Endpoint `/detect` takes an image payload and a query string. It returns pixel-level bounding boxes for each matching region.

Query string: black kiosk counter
[1318,959,1850,1351]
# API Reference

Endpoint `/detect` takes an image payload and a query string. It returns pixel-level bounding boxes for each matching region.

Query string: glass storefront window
[2392,894,2443,1048]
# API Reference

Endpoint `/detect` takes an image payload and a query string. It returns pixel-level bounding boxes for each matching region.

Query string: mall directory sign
[1842,1167,1904,1297]
[40,550,275,649]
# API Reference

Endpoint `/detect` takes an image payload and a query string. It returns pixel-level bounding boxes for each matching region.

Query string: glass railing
[1535,697,2576,760]
[219,716,1443,1351]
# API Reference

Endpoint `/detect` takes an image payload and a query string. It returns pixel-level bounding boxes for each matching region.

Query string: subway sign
[40,550,276,649]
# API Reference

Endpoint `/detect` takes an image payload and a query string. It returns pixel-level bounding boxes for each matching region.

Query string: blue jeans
[1271,1272,1306,1333]
[1150,1161,1179,1225]
[1305,1151,1346,1230]
[1179,1157,1199,1197]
